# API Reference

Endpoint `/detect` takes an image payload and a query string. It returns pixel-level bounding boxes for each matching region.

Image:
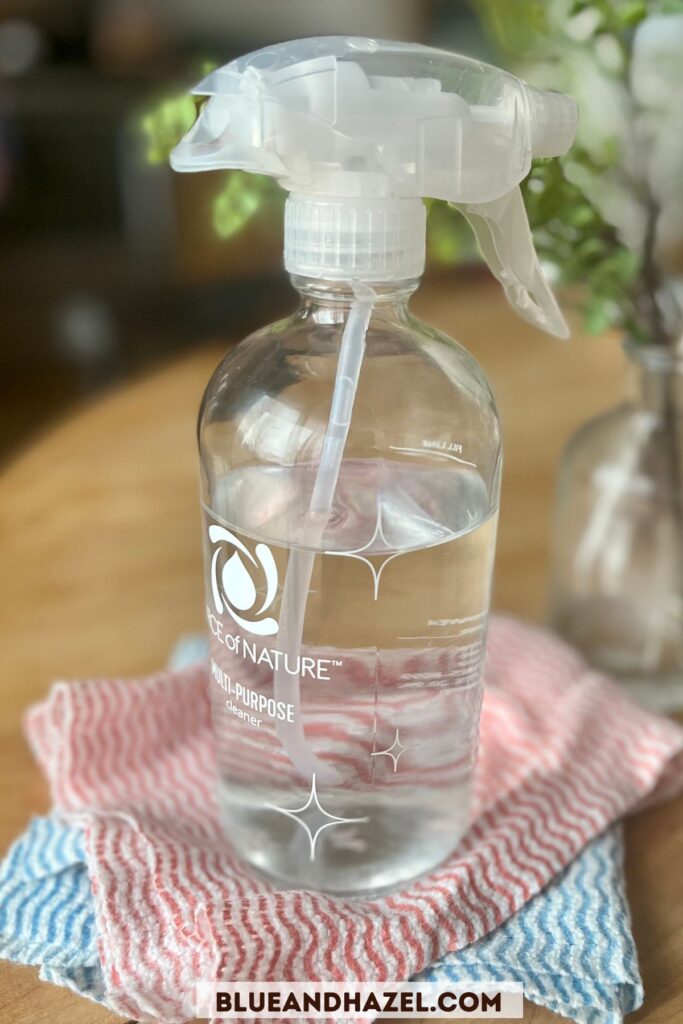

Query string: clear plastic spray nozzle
[171,35,578,333]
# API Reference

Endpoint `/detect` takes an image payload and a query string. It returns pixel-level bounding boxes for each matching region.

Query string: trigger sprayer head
[171,37,578,336]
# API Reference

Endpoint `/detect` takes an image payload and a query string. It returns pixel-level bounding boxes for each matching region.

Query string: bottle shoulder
[200,309,498,427]
[199,307,502,539]
[556,399,675,498]
[199,309,501,510]
[403,312,498,409]
[561,401,641,464]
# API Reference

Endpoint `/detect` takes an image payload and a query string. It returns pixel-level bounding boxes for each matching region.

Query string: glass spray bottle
[171,36,577,895]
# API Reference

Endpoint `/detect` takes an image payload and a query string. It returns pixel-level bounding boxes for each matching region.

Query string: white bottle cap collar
[284,195,426,281]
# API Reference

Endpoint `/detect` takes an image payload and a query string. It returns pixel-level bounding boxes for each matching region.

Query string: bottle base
[217,778,470,897]
[245,856,456,899]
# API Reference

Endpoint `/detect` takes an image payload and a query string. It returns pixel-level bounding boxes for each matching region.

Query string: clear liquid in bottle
[205,458,496,894]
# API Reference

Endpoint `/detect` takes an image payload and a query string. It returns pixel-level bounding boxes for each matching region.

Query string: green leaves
[140,61,217,164]
[474,0,555,57]
[139,69,280,242]
[212,173,280,240]
[519,156,643,336]
[564,0,649,35]
[617,2,648,27]
[141,94,199,165]
[426,200,476,265]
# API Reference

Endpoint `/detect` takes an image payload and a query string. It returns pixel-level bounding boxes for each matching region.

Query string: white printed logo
[208,524,278,636]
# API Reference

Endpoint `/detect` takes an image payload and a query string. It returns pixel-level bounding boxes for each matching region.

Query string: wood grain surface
[1,277,681,1024]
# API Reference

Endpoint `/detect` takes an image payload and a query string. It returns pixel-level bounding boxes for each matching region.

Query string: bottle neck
[290,274,420,321]
[625,339,683,417]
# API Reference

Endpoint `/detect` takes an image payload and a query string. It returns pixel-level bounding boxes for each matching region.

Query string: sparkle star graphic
[266,774,368,861]
[325,495,401,600]
[371,728,409,772]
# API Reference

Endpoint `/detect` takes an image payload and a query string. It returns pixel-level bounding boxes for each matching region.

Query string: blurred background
[3,9,683,1019]
[0,0,495,462]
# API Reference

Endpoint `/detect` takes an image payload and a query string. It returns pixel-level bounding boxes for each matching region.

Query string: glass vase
[550,340,683,711]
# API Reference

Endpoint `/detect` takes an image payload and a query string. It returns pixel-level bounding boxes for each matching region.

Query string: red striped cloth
[25,617,683,1023]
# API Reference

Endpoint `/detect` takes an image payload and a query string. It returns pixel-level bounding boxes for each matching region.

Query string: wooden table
[1,277,682,1023]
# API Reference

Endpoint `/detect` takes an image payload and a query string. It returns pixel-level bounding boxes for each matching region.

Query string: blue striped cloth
[0,816,105,1004]
[418,825,641,1024]
[0,636,643,1022]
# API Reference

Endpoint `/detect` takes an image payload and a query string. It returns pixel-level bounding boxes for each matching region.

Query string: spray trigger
[456,188,569,340]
